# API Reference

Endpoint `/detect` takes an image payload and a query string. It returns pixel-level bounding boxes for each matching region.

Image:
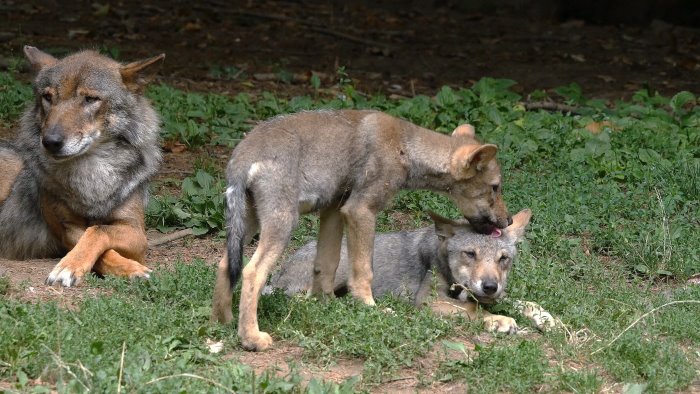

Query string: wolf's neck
[402,126,455,191]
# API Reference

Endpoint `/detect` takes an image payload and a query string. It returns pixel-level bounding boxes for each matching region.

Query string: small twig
[591,300,700,355]
[144,373,236,393]
[148,229,194,247]
[117,342,126,394]
[523,101,580,114]
[42,344,90,392]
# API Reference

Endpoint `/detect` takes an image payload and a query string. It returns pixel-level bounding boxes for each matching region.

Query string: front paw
[128,265,152,280]
[46,261,85,287]
[240,331,274,352]
[484,314,518,334]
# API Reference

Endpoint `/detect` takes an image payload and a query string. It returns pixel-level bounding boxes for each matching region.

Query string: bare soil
[2,0,700,391]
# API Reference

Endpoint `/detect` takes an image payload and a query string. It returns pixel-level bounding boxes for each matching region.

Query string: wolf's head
[22,46,164,160]
[446,124,511,235]
[431,208,532,304]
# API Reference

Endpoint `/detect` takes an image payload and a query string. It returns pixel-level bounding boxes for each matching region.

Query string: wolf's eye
[41,93,53,104]
[463,250,476,259]
[492,184,500,193]
[84,95,101,104]
[499,255,509,263]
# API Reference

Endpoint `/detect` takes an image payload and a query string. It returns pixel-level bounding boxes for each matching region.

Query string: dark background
[1,0,699,98]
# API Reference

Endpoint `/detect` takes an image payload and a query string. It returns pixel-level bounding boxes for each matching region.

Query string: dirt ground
[2,1,700,391]
[1,1,699,98]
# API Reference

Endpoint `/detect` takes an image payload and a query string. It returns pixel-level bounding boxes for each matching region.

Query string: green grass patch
[1,70,699,391]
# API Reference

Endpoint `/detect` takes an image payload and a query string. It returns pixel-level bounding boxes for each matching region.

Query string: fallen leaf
[688,273,700,285]
[92,3,110,16]
[205,338,224,354]
[163,142,187,153]
[67,29,90,39]
[585,121,614,134]
[570,53,586,62]
[596,74,615,83]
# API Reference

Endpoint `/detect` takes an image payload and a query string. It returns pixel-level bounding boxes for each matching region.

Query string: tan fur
[0,151,22,202]
[42,192,150,281]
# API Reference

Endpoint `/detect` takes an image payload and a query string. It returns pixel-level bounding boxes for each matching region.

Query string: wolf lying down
[269,209,532,333]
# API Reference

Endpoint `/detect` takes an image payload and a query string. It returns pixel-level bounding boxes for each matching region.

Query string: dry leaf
[596,74,615,83]
[570,53,586,62]
[205,338,224,354]
[585,121,614,134]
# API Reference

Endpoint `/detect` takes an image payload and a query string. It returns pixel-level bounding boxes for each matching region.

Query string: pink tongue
[490,228,502,238]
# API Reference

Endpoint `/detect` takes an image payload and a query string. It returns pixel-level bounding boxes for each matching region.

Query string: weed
[0,275,10,296]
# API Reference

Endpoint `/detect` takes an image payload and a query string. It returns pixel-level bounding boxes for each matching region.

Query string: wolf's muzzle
[42,128,65,154]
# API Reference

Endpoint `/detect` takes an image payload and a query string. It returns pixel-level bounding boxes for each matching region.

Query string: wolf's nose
[507,216,513,226]
[42,133,64,153]
[482,280,498,295]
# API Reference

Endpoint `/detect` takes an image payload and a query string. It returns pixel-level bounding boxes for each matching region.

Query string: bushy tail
[225,175,248,291]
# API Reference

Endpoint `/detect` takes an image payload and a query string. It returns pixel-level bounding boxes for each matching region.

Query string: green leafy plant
[147,169,226,236]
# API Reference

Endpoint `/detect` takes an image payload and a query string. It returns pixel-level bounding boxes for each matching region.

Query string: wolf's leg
[46,222,148,286]
[93,249,151,278]
[311,207,344,296]
[212,255,234,324]
[0,148,23,204]
[238,215,294,351]
[44,191,148,286]
[340,201,377,306]
[430,295,518,334]
[212,201,258,325]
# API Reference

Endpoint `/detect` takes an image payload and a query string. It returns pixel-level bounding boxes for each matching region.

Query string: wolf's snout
[507,216,513,226]
[481,280,498,295]
[42,130,65,153]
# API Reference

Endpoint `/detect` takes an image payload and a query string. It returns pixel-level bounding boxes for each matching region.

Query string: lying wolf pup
[270,209,532,333]
[0,46,164,286]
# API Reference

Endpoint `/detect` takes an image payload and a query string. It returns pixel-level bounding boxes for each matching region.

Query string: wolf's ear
[450,144,498,180]
[120,53,165,92]
[503,209,532,242]
[452,124,475,138]
[429,211,458,241]
[23,46,57,72]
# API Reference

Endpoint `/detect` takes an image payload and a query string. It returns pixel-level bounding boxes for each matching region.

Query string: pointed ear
[429,211,459,241]
[503,209,532,242]
[23,46,57,72]
[450,144,498,180]
[452,124,475,138]
[120,53,165,92]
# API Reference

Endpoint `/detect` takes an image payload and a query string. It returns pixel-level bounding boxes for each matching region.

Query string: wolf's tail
[225,173,248,291]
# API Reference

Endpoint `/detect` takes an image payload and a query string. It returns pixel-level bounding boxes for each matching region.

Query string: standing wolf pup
[211,109,512,351]
[270,209,532,334]
[0,46,164,286]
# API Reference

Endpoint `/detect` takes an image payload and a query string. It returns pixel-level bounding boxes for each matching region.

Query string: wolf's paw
[128,265,152,280]
[240,331,273,352]
[513,300,561,332]
[45,263,84,287]
[484,315,518,334]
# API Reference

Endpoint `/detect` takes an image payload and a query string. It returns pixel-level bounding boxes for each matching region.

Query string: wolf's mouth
[467,218,498,235]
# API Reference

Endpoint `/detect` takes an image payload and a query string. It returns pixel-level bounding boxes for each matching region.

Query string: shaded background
[1,0,699,98]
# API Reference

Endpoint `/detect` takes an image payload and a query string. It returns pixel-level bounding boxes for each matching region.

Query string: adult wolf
[270,209,532,334]
[0,46,164,286]
[211,110,512,351]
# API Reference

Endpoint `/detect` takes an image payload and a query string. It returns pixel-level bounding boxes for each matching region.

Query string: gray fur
[269,210,531,306]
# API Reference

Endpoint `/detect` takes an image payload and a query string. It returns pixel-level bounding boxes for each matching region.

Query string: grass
[1,70,699,392]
